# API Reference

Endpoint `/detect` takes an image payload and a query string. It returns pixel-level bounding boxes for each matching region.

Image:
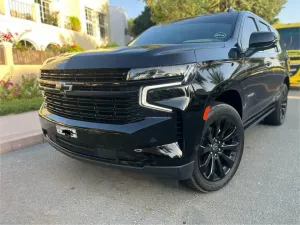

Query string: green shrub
[0,29,32,50]
[60,43,83,53]
[69,16,81,31]
[0,74,41,101]
[98,42,119,48]
[44,11,59,26]
[45,43,60,52]
[19,75,41,98]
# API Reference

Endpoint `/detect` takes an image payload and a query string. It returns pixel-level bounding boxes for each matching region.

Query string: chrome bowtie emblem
[55,82,73,93]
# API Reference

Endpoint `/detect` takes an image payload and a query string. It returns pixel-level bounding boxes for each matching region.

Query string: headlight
[127,63,197,81]
[136,63,198,112]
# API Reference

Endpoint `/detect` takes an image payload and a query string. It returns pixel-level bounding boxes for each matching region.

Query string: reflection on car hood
[41,43,225,70]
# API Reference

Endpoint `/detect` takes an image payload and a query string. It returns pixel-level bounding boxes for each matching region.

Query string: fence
[0,48,5,65]
[13,49,60,65]
[9,0,33,21]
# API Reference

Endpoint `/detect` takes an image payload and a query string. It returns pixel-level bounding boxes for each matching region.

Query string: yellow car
[274,23,300,87]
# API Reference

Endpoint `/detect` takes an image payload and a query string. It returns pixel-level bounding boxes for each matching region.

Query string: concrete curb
[0,130,45,154]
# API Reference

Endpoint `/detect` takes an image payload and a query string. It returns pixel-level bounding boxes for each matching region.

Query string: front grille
[40,69,128,82]
[41,69,144,124]
[45,92,142,124]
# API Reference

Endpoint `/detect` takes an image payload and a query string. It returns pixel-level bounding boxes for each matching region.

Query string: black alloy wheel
[198,117,240,181]
[265,83,289,125]
[184,103,244,192]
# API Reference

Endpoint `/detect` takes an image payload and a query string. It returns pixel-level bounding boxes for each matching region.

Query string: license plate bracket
[56,125,77,138]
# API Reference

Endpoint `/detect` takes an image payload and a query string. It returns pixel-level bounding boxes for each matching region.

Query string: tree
[127,18,135,37]
[128,6,156,37]
[271,18,281,25]
[144,0,286,23]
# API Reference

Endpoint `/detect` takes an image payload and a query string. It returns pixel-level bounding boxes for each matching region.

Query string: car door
[258,21,287,100]
[239,16,274,120]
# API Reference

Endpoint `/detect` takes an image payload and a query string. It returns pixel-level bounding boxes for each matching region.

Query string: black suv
[39,11,289,192]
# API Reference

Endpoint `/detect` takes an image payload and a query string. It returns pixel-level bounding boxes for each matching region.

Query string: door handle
[265,61,272,67]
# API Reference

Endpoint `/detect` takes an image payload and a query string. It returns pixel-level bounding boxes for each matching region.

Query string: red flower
[8,82,13,87]
[14,32,18,36]
[12,91,19,96]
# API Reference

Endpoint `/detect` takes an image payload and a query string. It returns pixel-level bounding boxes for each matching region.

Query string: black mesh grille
[45,92,142,124]
[40,69,128,82]
[41,69,144,124]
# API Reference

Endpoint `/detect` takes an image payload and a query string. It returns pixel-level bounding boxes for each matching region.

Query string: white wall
[78,0,110,43]
[0,14,103,50]
[109,6,129,46]
[0,0,110,50]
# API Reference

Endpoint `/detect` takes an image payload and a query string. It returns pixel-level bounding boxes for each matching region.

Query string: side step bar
[244,106,275,130]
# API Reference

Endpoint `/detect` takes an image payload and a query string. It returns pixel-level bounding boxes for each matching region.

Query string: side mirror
[249,31,277,50]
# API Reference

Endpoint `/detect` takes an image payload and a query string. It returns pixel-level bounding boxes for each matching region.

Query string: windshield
[277,27,300,50]
[129,13,238,46]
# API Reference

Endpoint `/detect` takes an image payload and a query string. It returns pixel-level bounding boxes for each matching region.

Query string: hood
[42,42,225,70]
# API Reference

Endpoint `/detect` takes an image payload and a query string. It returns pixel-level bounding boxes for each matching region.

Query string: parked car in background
[274,23,300,87]
[39,11,289,192]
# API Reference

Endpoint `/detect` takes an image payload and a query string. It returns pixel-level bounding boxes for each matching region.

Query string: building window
[85,8,94,36]
[99,13,108,39]
[65,16,71,29]
[35,0,50,23]
[18,40,36,50]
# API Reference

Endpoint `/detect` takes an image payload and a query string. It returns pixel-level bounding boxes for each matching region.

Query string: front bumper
[39,107,195,180]
[45,134,194,180]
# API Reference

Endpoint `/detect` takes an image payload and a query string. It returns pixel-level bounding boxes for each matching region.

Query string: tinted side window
[241,17,258,50]
[259,21,270,31]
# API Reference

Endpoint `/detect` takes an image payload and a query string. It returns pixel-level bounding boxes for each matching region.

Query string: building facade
[109,6,130,46]
[0,0,110,50]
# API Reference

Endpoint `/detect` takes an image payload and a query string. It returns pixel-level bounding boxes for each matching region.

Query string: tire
[184,103,244,192]
[264,84,288,126]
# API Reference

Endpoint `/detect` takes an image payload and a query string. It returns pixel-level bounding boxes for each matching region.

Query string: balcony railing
[9,0,33,21]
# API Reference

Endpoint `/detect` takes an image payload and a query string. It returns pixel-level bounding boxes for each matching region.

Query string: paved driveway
[1,90,299,224]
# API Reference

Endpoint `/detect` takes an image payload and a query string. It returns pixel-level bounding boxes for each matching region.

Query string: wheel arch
[207,81,245,120]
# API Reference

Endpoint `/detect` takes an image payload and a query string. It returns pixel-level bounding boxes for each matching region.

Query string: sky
[277,0,300,23]
[110,0,145,19]
[110,0,300,23]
